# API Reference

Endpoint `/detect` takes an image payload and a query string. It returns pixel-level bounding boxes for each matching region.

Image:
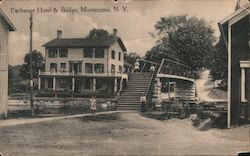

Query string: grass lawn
[0,112,249,156]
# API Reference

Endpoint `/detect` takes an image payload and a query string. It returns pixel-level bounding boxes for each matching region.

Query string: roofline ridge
[0,8,16,31]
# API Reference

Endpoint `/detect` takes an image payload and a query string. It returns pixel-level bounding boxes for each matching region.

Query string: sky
[0,0,247,65]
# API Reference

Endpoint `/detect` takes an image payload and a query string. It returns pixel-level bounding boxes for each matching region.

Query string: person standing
[140,93,147,112]
[134,59,140,72]
[150,64,155,73]
[90,95,96,115]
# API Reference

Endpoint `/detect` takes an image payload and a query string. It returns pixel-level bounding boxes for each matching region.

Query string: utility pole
[29,13,34,117]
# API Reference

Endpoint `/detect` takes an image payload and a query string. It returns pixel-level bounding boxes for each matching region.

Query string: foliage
[20,50,45,79]
[87,28,112,39]
[8,81,30,93]
[207,36,228,82]
[124,52,140,65]
[8,65,14,80]
[146,15,216,70]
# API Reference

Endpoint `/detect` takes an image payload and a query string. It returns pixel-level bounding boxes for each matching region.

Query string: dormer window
[48,48,57,58]
[59,48,68,58]
[111,50,115,59]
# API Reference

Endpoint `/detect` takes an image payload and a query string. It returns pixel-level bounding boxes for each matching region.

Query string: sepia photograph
[0,0,249,155]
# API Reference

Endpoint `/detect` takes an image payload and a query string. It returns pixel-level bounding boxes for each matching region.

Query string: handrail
[139,59,161,65]
[145,65,159,106]
[162,58,192,69]
[157,59,165,74]
[139,59,161,73]
[157,58,195,80]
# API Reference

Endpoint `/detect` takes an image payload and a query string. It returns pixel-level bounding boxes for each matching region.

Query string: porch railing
[39,70,126,77]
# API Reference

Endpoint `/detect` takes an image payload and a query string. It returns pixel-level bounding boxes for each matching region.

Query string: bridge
[138,58,195,82]
[138,58,196,102]
[117,58,197,110]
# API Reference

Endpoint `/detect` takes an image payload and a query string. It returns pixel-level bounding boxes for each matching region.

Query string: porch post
[38,70,41,90]
[38,76,41,90]
[247,69,250,119]
[168,79,171,100]
[241,68,246,102]
[93,78,96,93]
[227,25,231,128]
[53,76,56,97]
[72,77,75,92]
[53,77,56,91]
[114,78,117,94]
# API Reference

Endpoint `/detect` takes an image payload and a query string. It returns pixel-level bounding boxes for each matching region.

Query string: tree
[20,50,45,79]
[87,28,112,39]
[207,36,227,82]
[146,15,215,70]
[124,52,140,65]
[8,65,14,80]
[145,41,179,64]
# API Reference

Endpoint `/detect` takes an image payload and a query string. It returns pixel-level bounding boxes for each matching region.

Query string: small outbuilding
[218,3,249,127]
[0,8,16,118]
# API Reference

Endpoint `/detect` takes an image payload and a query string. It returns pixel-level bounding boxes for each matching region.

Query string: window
[95,48,105,58]
[111,50,115,59]
[85,78,91,89]
[96,79,103,89]
[50,63,57,72]
[85,63,93,73]
[83,48,93,58]
[59,78,67,88]
[48,48,57,58]
[111,64,115,73]
[119,65,122,73]
[59,48,68,58]
[118,52,121,61]
[60,63,66,72]
[94,64,104,73]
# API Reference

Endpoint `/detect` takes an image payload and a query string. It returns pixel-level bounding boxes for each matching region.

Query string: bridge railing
[138,59,161,73]
[157,58,194,79]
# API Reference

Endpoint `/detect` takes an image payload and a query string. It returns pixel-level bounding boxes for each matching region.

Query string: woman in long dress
[90,95,96,115]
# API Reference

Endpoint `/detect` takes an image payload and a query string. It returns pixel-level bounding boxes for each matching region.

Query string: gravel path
[0,112,249,155]
[0,111,118,127]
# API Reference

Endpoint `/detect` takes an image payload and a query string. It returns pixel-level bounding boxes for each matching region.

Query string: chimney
[113,28,117,37]
[57,30,62,39]
[235,0,241,10]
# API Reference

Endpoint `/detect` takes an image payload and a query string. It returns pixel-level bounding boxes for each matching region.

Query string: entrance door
[247,69,250,119]
[75,79,82,93]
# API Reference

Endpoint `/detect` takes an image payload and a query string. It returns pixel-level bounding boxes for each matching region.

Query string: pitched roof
[218,3,249,26]
[218,3,249,45]
[0,8,16,31]
[43,36,127,51]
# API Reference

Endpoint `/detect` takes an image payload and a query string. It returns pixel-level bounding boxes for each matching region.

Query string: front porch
[37,76,125,98]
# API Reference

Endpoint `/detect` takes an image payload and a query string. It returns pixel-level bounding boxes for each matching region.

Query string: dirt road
[0,112,249,155]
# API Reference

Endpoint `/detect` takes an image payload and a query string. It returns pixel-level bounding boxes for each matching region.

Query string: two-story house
[38,29,127,97]
[219,3,249,127]
[0,8,16,118]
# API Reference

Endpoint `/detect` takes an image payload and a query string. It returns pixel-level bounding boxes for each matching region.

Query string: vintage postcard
[0,0,249,155]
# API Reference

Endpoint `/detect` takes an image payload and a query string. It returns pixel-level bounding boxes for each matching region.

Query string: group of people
[89,92,147,115]
[88,59,155,115]
[134,59,156,73]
